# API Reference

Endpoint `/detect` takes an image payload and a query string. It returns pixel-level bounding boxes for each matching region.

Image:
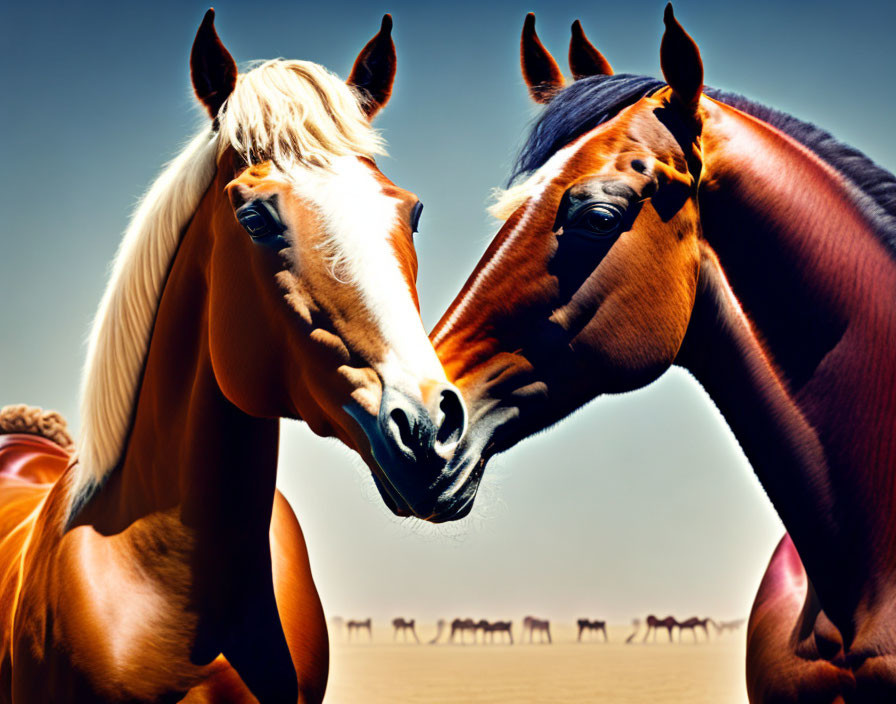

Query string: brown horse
[643,615,678,644]
[0,10,463,703]
[677,617,711,642]
[431,6,896,700]
[449,617,478,644]
[577,618,608,642]
[347,619,373,642]
[483,620,514,645]
[521,616,552,644]
[391,618,420,643]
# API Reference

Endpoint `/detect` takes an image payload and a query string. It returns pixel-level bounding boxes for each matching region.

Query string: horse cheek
[578,211,699,390]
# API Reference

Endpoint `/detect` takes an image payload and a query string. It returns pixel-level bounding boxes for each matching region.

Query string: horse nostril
[435,387,466,448]
[389,407,415,453]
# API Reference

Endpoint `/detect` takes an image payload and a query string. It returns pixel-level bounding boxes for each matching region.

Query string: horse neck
[677,100,896,630]
[74,165,288,667]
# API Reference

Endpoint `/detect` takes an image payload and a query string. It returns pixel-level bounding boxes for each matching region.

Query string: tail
[0,405,74,450]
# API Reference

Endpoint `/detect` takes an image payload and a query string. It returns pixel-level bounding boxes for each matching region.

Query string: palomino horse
[576,618,608,642]
[625,618,640,644]
[432,5,896,700]
[713,618,746,636]
[428,618,447,644]
[521,616,552,644]
[0,10,464,703]
[391,618,420,643]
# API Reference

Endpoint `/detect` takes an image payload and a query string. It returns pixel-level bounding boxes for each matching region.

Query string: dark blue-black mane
[511,73,896,257]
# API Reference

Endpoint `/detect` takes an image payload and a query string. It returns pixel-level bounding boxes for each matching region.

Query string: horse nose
[427,383,467,455]
[379,383,467,463]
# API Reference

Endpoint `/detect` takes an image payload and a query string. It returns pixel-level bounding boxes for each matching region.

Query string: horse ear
[347,14,396,120]
[191,9,238,121]
[568,20,613,80]
[521,13,565,103]
[660,4,703,112]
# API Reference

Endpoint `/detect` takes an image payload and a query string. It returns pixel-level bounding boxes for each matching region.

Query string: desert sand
[325,623,749,703]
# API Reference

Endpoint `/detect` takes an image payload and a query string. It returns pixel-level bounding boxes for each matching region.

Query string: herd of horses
[334,615,745,645]
[627,616,745,643]
[2,3,894,702]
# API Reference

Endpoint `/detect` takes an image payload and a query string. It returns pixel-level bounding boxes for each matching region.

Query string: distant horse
[713,618,746,635]
[625,619,641,644]
[643,615,678,643]
[577,619,608,642]
[392,618,420,643]
[0,9,462,703]
[347,619,373,642]
[484,621,514,644]
[430,5,896,700]
[475,619,491,643]
[450,618,478,644]
[522,616,552,644]
[429,619,447,645]
[677,617,711,642]
[330,616,346,642]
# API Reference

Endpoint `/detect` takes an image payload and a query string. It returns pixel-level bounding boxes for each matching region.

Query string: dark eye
[236,199,288,250]
[571,203,624,237]
[410,200,423,234]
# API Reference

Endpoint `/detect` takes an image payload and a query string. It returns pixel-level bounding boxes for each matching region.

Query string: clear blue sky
[2,0,894,624]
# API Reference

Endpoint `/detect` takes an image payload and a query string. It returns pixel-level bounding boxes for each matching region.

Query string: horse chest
[747,534,896,702]
[5,522,212,702]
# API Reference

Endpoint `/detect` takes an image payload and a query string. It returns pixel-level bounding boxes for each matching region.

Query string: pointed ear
[347,14,396,120]
[568,20,613,80]
[521,13,565,103]
[660,4,703,112]
[191,9,238,121]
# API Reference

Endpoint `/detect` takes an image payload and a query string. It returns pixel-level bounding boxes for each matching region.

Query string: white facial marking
[286,156,445,395]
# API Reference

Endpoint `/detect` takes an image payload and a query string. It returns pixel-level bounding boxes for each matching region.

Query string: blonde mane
[73,59,383,512]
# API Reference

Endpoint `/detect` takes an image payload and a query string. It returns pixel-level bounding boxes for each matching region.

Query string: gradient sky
[2,0,894,625]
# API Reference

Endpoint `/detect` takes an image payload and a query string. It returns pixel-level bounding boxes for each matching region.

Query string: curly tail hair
[0,405,74,451]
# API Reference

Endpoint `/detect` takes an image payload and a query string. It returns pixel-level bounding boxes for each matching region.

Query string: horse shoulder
[746,534,853,703]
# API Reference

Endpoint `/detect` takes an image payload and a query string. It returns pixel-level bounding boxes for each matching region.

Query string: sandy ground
[325,623,749,703]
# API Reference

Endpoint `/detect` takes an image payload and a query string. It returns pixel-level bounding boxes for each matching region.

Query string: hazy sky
[2,0,894,625]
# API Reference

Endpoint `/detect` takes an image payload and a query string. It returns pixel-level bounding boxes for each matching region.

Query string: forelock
[218,59,386,171]
[511,74,665,183]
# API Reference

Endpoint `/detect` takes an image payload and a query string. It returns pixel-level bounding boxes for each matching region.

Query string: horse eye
[572,203,623,237]
[236,199,288,249]
[410,200,423,234]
